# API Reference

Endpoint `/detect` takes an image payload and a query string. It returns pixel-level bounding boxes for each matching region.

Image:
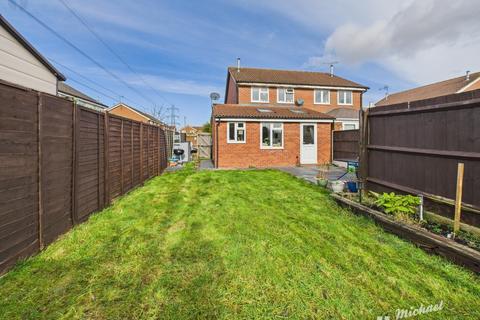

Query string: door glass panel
[303,125,314,145]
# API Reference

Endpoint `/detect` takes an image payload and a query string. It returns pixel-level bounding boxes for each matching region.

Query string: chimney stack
[466,70,470,81]
[330,64,334,77]
[237,58,241,72]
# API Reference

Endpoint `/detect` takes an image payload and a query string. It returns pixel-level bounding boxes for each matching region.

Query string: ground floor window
[261,123,283,148]
[227,122,246,143]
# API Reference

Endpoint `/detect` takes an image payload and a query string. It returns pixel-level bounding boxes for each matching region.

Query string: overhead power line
[49,57,141,106]
[57,0,172,106]
[8,0,157,108]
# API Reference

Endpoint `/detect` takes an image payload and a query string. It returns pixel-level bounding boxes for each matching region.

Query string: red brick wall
[213,121,332,168]
[225,73,238,104]
[237,85,362,113]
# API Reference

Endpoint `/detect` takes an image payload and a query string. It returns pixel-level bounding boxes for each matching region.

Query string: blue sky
[2,0,479,125]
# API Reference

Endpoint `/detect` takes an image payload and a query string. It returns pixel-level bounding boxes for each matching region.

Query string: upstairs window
[314,89,330,104]
[251,87,269,103]
[338,90,353,105]
[261,123,283,149]
[277,88,294,103]
[227,122,246,143]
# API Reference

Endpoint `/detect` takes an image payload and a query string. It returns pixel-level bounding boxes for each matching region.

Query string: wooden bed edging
[330,194,480,274]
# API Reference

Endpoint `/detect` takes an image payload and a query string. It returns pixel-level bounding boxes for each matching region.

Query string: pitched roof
[376,72,480,107]
[110,103,162,124]
[228,67,368,89]
[58,82,106,107]
[0,15,66,81]
[326,108,359,119]
[212,104,334,120]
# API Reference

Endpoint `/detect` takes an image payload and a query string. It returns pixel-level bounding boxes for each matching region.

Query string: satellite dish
[296,98,304,106]
[210,92,220,101]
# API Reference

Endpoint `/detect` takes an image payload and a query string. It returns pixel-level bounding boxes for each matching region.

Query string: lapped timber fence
[0,81,168,274]
[359,89,480,228]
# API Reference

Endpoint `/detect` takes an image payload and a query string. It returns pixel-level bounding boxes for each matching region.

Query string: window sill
[261,146,284,150]
[338,102,354,106]
[314,102,331,105]
[251,100,270,103]
[227,141,246,144]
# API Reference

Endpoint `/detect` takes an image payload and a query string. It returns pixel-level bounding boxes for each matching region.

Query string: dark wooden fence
[332,129,359,161]
[0,81,168,274]
[360,89,480,227]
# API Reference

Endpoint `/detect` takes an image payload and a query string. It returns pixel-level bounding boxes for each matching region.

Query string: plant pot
[317,178,328,187]
[330,181,345,193]
[347,181,358,193]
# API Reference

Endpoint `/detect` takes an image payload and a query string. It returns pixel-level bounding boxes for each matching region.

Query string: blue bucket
[347,181,358,193]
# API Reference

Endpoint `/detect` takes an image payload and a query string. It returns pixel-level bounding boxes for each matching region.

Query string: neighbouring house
[375,71,480,107]
[109,103,162,126]
[108,103,175,158]
[58,82,107,112]
[326,108,360,130]
[212,65,368,168]
[0,15,65,94]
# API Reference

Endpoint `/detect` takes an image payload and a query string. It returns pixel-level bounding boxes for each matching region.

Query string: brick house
[375,71,480,107]
[212,66,368,168]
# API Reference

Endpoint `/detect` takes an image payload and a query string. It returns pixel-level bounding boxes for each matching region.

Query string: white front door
[300,124,317,164]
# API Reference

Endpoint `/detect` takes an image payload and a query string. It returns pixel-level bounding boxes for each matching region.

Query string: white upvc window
[227,122,246,143]
[314,89,330,104]
[338,90,353,105]
[261,122,283,149]
[251,87,269,103]
[343,123,357,130]
[277,88,294,104]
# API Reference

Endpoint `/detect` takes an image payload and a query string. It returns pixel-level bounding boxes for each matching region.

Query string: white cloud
[323,0,480,83]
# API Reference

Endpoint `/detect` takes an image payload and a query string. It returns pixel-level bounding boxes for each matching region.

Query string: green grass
[1,166,479,319]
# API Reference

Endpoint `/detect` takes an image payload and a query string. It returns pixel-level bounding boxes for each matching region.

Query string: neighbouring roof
[375,72,480,107]
[58,82,106,107]
[212,104,334,120]
[228,67,368,89]
[0,15,66,81]
[326,108,359,119]
[110,103,162,124]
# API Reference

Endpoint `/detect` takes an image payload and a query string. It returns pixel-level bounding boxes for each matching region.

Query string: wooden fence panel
[0,80,169,275]
[76,107,105,222]
[363,90,480,226]
[39,95,73,246]
[108,116,122,199]
[332,130,359,161]
[0,84,39,272]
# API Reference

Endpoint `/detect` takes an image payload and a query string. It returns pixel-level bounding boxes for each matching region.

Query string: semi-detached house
[212,66,368,168]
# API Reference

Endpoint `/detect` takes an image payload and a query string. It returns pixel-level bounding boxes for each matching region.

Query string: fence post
[140,123,144,183]
[120,120,124,195]
[104,112,110,206]
[157,127,160,175]
[71,100,78,225]
[97,112,101,210]
[147,126,150,177]
[359,108,369,198]
[128,121,132,187]
[454,163,465,235]
[37,93,44,250]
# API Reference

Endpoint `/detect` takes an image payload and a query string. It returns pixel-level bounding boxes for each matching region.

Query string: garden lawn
[1,166,480,319]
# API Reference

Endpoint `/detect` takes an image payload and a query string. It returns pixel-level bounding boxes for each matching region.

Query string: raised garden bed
[331,193,480,274]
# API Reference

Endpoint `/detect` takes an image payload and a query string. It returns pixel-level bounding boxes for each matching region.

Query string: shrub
[374,192,420,215]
